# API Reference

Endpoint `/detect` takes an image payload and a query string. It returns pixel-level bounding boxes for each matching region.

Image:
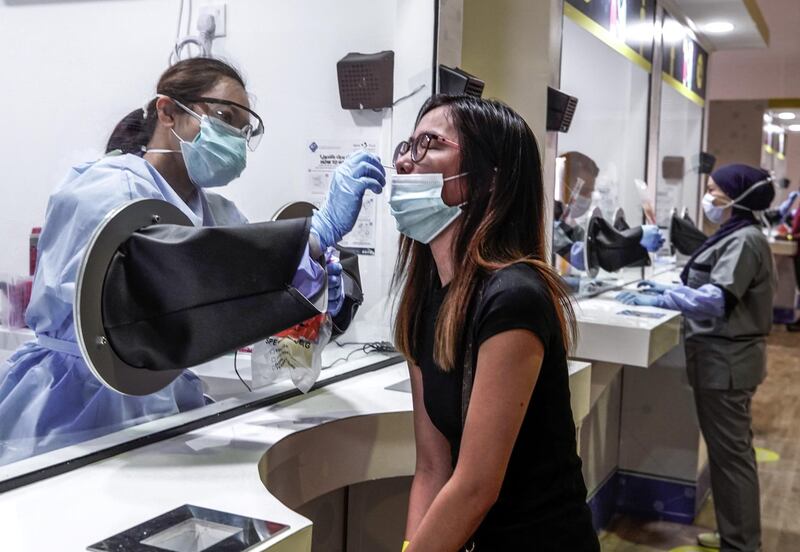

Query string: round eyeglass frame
[392,132,461,167]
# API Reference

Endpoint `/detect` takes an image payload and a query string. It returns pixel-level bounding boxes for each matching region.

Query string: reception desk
[1,258,711,548]
[770,237,798,324]
[571,269,710,526]
[0,345,593,551]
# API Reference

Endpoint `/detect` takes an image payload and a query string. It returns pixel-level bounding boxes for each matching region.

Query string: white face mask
[388,172,468,244]
[702,193,728,224]
[560,176,590,220]
[703,177,774,224]
[569,194,592,219]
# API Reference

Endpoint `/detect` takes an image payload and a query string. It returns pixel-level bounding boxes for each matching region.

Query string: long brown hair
[392,95,576,371]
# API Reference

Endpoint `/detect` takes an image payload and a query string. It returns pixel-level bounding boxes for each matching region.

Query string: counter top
[0,360,410,551]
[769,238,798,257]
[572,270,682,368]
[0,352,593,551]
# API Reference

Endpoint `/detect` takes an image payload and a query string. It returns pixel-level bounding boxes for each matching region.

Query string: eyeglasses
[180,96,265,151]
[392,132,461,167]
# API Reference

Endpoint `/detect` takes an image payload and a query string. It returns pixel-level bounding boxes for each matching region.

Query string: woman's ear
[155,97,178,128]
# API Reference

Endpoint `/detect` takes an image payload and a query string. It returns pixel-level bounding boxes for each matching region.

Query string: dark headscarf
[713,164,775,212]
[680,164,774,284]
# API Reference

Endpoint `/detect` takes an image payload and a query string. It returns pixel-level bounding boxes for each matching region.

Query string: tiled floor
[599,326,800,552]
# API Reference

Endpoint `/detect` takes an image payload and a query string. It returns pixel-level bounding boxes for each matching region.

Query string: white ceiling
[662,0,768,51]
[706,0,800,100]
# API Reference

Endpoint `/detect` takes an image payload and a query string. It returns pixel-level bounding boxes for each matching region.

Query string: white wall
[0,0,436,341]
[460,0,563,257]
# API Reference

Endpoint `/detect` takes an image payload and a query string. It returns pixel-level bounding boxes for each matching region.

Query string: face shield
[559,152,599,221]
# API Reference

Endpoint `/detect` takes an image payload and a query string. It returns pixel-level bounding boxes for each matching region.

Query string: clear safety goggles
[167,95,265,151]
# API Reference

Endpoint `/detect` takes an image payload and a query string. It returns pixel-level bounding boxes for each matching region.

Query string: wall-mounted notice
[305,139,378,255]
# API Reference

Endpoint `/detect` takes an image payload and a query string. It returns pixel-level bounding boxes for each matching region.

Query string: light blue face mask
[172,100,248,188]
[146,97,248,188]
[389,172,468,244]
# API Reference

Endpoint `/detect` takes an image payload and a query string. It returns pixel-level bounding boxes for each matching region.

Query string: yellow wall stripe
[662,73,705,108]
[768,98,800,109]
[743,0,771,47]
[564,3,652,73]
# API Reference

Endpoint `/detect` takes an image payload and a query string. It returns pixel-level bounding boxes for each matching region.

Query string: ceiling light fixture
[662,19,687,44]
[702,21,735,34]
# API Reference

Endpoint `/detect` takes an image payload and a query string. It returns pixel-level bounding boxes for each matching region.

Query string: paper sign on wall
[656,184,682,227]
[305,139,378,255]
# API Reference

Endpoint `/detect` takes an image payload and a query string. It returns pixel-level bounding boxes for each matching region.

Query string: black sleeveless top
[418,264,599,550]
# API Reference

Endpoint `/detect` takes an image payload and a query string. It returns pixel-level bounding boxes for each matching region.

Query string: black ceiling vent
[546,86,578,133]
[698,151,717,175]
[438,65,484,98]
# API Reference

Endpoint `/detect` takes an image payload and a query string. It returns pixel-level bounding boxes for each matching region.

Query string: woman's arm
[660,284,726,319]
[406,329,544,552]
[405,362,453,541]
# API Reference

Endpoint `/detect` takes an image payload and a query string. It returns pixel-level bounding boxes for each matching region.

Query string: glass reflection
[555,14,663,297]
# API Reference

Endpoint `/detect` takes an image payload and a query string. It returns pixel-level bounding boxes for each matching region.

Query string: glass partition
[554,12,653,296]
[0,0,428,482]
[656,11,709,257]
[655,82,704,228]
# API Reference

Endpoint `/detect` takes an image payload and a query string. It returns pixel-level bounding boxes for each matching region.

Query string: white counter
[567,267,712,524]
[573,290,682,368]
[769,238,798,257]
[0,353,593,551]
[0,362,409,551]
[769,238,799,324]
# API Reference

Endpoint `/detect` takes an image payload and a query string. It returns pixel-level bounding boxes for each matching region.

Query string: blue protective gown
[0,154,322,466]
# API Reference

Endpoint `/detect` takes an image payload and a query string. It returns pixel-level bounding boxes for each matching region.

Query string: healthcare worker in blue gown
[0,57,385,466]
[617,164,775,552]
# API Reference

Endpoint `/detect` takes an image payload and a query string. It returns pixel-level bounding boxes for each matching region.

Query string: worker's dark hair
[106,58,245,155]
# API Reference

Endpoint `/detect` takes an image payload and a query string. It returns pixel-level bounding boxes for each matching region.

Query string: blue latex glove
[311,151,386,248]
[569,241,586,270]
[325,249,344,317]
[616,291,662,307]
[778,191,800,217]
[639,224,665,252]
[637,279,672,294]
